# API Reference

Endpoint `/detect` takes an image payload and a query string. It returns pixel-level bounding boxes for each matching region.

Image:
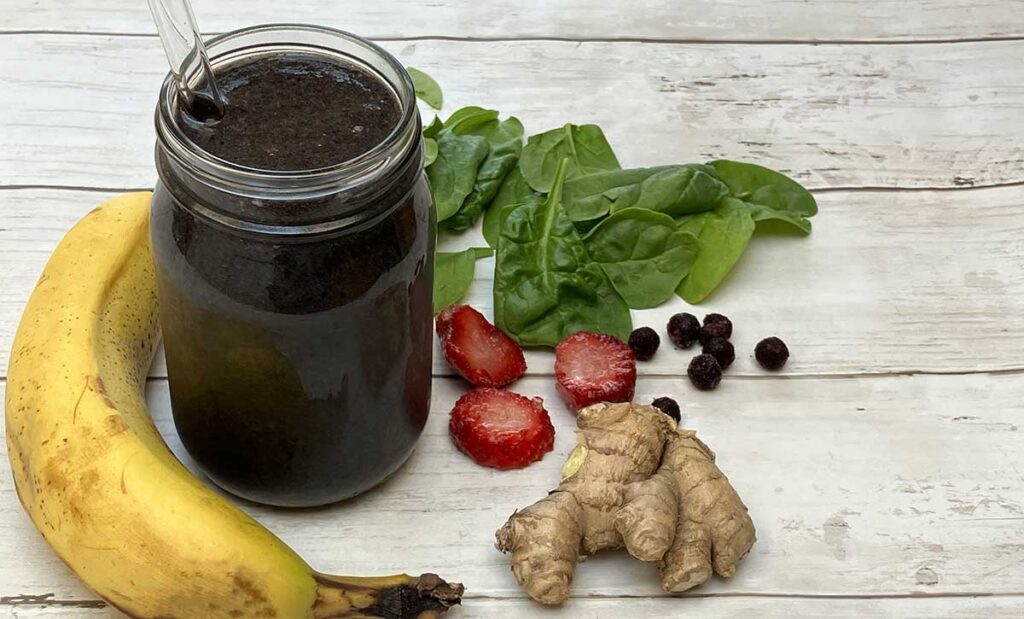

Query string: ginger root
[495,402,755,605]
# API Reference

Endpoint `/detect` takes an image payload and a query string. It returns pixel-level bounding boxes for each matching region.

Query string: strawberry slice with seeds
[448,388,555,470]
[436,305,526,387]
[555,331,637,411]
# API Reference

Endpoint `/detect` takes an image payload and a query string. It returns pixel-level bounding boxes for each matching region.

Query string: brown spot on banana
[41,456,68,494]
[230,570,276,617]
[87,375,116,410]
[232,571,269,604]
[105,414,129,436]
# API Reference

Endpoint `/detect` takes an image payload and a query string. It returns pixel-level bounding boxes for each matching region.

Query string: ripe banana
[5,193,462,618]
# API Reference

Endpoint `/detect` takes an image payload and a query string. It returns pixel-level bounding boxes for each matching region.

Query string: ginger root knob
[495,402,756,605]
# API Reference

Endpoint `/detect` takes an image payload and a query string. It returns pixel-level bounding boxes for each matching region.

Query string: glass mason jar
[150,25,435,507]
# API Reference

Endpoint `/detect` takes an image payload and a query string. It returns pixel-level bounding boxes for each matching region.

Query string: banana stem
[313,572,464,619]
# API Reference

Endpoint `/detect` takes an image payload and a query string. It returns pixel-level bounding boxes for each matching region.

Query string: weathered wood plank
[4,595,1024,618]
[1,0,1022,42]
[3,374,1023,600]
[2,187,1023,379]
[1,37,1023,190]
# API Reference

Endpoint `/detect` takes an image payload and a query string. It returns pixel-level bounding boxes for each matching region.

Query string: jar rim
[155,23,418,199]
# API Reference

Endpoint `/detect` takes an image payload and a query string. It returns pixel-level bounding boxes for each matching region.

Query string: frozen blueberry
[651,397,681,423]
[755,337,789,370]
[687,354,723,391]
[701,313,733,344]
[667,313,701,349]
[702,337,735,369]
[628,327,660,361]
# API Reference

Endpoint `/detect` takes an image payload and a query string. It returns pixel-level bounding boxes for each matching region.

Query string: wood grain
[3,374,1023,601]
[2,37,1024,190]
[2,186,1023,379]
[4,596,1024,619]
[2,1,1023,615]
[1,0,1023,42]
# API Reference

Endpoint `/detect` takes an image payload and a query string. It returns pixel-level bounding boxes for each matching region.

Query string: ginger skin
[656,430,757,592]
[494,402,673,604]
[495,402,755,605]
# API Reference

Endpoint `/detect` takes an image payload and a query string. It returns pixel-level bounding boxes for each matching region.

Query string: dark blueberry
[755,337,790,371]
[667,313,701,349]
[651,397,681,423]
[701,313,733,344]
[702,337,735,369]
[628,327,661,361]
[687,354,723,391]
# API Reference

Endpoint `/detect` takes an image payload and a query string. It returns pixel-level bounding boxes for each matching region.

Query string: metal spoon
[146,0,225,121]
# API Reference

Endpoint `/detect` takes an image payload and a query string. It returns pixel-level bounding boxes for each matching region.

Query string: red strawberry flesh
[448,388,555,470]
[555,331,637,412]
[436,305,526,388]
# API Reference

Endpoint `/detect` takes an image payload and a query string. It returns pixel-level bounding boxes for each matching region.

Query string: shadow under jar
[151,25,435,507]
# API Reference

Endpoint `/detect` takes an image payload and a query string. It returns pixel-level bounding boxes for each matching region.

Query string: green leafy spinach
[709,159,817,234]
[443,106,500,132]
[413,69,819,314]
[562,164,729,225]
[426,131,490,223]
[442,114,525,232]
[584,208,699,309]
[433,247,494,314]
[423,116,444,139]
[407,67,443,109]
[520,124,621,192]
[482,167,542,247]
[676,198,757,304]
[494,159,632,345]
[423,137,438,166]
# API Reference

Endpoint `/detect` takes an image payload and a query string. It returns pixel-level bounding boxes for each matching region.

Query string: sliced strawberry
[449,388,555,470]
[554,331,637,412]
[436,305,527,388]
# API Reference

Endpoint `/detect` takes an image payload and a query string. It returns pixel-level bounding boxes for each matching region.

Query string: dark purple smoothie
[151,50,434,507]
[178,53,399,170]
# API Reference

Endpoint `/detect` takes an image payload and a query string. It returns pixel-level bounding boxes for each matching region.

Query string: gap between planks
[5,591,1024,609]
[4,365,1024,385]
[6,178,1024,195]
[2,30,1024,46]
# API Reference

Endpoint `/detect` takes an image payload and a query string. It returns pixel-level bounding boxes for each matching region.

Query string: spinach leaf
[746,204,812,233]
[427,131,490,222]
[444,106,500,133]
[442,115,525,232]
[433,247,494,314]
[520,124,621,192]
[562,167,656,224]
[407,67,443,109]
[423,137,438,166]
[584,208,699,309]
[492,166,540,211]
[675,211,709,237]
[483,202,513,249]
[423,116,444,139]
[562,164,729,224]
[483,192,543,249]
[676,198,756,304]
[483,167,541,247]
[606,164,727,216]
[709,160,817,233]
[494,159,632,346]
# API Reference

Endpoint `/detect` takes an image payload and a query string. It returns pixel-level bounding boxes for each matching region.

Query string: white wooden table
[3,1,1024,617]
